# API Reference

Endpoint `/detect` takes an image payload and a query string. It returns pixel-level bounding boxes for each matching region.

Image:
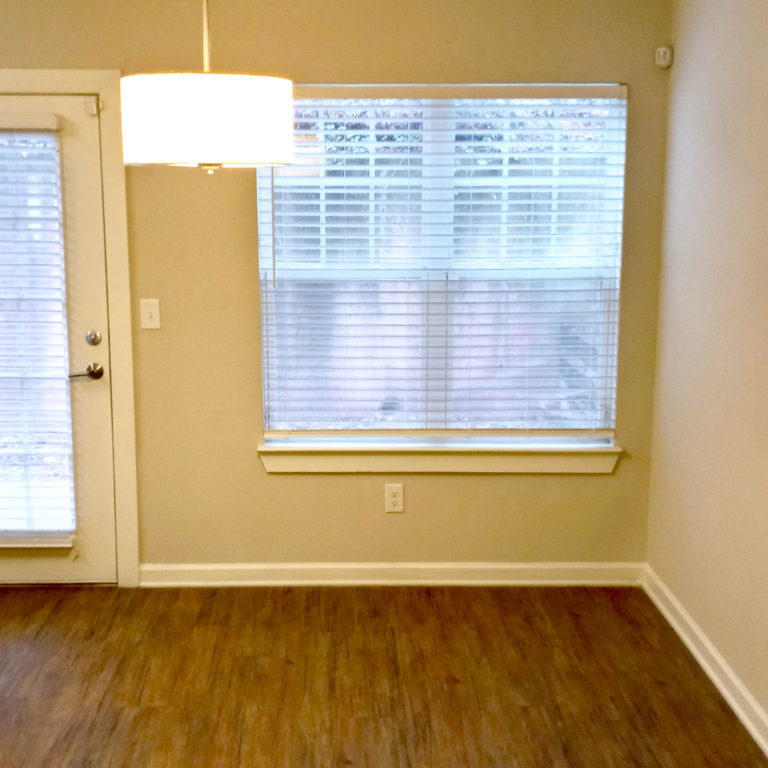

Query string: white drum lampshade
[120,73,294,167]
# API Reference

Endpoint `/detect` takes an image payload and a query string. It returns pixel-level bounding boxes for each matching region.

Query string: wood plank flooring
[0,586,765,768]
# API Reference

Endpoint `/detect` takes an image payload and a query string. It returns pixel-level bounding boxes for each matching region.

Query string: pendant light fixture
[120,0,293,169]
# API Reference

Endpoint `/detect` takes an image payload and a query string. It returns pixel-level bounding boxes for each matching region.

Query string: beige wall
[648,0,768,712]
[1,0,670,564]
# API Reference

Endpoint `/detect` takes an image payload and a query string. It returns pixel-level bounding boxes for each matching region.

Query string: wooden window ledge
[257,443,622,474]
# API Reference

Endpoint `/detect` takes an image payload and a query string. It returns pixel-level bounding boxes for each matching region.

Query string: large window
[257,85,626,447]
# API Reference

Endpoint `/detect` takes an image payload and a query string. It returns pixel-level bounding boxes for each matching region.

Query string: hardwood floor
[0,586,764,768]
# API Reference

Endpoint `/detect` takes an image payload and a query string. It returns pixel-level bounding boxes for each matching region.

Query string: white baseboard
[139,560,645,588]
[642,565,768,758]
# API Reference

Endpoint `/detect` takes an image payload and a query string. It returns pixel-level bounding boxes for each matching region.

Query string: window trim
[257,441,622,474]
[258,430,622,473]
[294,83,628,100]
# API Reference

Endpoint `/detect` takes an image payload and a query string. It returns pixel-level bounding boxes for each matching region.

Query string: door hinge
[84,96,103,116]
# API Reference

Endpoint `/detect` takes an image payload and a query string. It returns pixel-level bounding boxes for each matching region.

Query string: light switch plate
[139,298,161,329]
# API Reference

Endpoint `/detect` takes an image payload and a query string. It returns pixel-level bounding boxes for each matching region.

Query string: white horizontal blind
[257,86,627,433]
[0,129,75,534]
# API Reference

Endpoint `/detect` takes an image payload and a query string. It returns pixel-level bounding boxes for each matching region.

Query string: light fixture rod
[202,0,211,73]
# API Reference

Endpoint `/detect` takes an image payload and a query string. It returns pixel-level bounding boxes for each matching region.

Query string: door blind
[0,129,75,534]
[257,86,627,434]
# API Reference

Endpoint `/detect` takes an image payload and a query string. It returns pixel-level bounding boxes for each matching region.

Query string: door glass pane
[0,130,75,535]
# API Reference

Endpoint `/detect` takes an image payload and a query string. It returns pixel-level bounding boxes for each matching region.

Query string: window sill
[0,534,75,549]
[257,443,622,474]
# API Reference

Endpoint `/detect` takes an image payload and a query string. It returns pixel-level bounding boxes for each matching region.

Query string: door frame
[0,69,138,586]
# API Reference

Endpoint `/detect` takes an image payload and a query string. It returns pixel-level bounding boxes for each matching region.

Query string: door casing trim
[0,69,139,586]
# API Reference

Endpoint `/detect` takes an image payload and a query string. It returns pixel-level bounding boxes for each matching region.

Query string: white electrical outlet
[384,483,404,513]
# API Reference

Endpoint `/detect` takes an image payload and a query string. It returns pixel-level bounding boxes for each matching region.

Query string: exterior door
[0,94,117,582]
